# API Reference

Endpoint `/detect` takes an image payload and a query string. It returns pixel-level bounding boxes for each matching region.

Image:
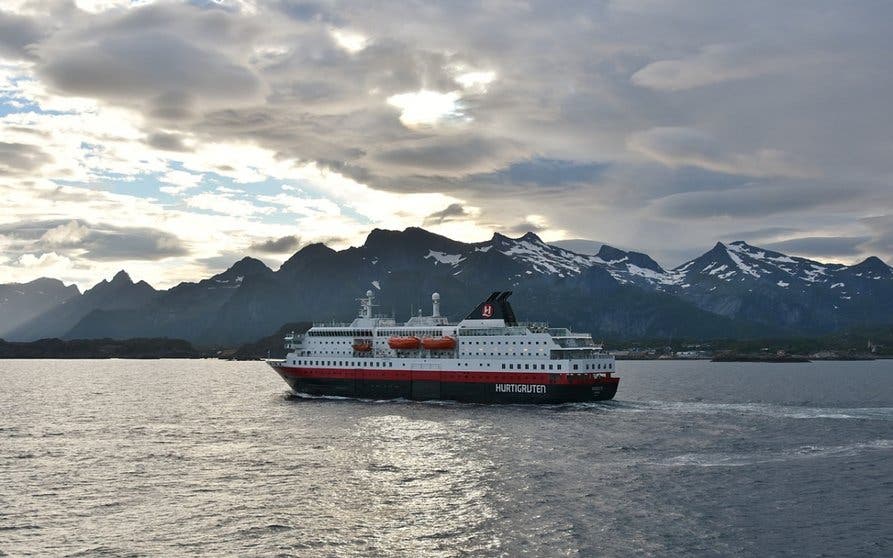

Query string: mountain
[0,278,80,338]
[663,241,893,333]
[4,229,892,344]
[65,228,769,344]
[5,271,158,341]
[66,257,274,341]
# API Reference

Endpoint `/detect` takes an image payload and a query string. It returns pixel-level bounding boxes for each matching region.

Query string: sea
[1,359,891,557]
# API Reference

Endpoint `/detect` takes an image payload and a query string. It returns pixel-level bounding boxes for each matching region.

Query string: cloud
[0,219,189,262]
[159,170,204,195]
[0,142,53,174]
[41,220,90,246]
[505,215,549,236]
[0,9,45,60]
[37,10,263,118]
[185,191,275,216]
[18,251,72,269]
[860,215,893,262]
[248,234,302,253]
[631,43,792,92]
[146,132,192,152]
[2,0,893,286]
[650,181,863,219]
[628,127,810,178]
[763,236,871,259]
[423,203,469,225]
[373,135,522,176]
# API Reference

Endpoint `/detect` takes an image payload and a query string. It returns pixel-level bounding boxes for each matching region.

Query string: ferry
[267,290,619,403]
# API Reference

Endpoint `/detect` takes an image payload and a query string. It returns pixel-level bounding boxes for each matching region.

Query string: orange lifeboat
[422,336,457,350]
[352,341,372,352]
[388,336,421,350]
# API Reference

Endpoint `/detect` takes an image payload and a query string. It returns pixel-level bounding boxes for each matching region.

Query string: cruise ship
[268,290,619,403]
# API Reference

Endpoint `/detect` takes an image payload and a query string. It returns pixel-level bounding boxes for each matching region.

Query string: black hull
[271,366,618,404]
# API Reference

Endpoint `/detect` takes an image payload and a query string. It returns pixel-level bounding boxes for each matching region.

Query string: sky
[1,0,892,290]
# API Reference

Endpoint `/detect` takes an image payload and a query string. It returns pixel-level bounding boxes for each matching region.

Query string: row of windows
[468,340,546,345]
[297,360,396,368]
[501,363,562,370]
[292,359,565,371]
[573,363,612,370]
[307,330,374,337]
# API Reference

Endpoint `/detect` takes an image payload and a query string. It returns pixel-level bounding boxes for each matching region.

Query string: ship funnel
[432,292,441,317]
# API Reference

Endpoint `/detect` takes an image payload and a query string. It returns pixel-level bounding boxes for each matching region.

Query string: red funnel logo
[482,303,494,318]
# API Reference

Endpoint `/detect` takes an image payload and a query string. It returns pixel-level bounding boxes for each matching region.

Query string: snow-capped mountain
[3,228,891,343]
[661,241,893,332]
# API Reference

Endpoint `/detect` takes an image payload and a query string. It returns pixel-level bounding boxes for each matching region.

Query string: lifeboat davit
[422,336,457,350]
[388,336,421,350]
[352,341,372,352]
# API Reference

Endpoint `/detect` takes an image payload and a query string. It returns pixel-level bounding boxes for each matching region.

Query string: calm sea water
[1,359,891,557]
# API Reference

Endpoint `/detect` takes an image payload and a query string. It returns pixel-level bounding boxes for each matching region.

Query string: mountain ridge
[2,228,891,344]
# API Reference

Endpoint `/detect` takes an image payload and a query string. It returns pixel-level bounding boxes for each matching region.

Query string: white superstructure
[282,291,615,375]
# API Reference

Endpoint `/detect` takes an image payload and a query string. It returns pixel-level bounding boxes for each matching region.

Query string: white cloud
[18,251,73,270]
[159,170,204,195]
[40,220,90,246]
[387,90,465,128]
[330,29,369,53]
[185,191,275,217]
[454,70,496,93]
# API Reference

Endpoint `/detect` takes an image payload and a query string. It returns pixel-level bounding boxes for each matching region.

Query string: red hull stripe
[273,365,619,386]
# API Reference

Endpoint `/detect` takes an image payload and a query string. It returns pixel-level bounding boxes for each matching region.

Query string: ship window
[524,364,529,370]
[509,364,513,370]
[548,365,553,370]
[557,365,562,370]
[541,365,545,370]
[573,364,578,370]
[501,364,505,369]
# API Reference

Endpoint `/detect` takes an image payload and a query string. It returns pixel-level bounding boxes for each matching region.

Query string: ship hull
[269,363,618,403]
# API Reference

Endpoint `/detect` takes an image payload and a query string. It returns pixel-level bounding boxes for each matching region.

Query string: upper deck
[283,291,614,374]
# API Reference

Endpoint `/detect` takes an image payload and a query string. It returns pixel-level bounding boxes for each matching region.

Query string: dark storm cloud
[145,132,192,152]
[860,215,893,262]
[464,158,608,191]
[0,9,45,59]
[39,31,260,110]
[8,0,893,267]
[374,135,522,175]
[0,142,53,174]
[0,220,188,261]
[506,220,547,236]
[763,237,871,258]
[650,181,866,219]
[423,204,468,225]
[249,234,302,253]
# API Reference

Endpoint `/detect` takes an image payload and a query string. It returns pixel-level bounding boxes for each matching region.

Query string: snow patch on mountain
[425,250,465,266]
[497,239,591,276]
[725,243,762,278]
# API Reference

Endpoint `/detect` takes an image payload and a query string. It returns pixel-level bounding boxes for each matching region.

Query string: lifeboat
[352,341,372,352]
[422,336,457,350]
[388,336,421,350]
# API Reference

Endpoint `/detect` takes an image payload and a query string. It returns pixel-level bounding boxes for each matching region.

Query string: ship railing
[458,326,531,336]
